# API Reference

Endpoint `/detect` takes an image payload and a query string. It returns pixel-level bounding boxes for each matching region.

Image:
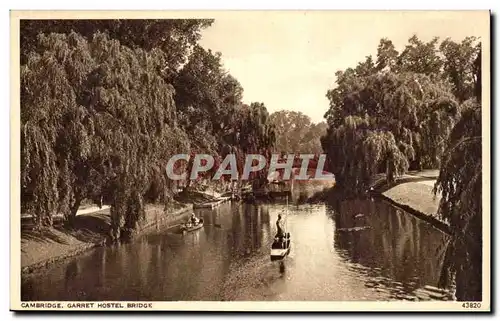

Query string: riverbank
[21,190,222,275]
[369,170,450,234]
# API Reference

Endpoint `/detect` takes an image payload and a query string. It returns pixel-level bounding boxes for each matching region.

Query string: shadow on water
[326,197,453,301]
[279,261,286,274]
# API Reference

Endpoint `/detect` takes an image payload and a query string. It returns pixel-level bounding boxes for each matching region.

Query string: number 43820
[462,302,481,309]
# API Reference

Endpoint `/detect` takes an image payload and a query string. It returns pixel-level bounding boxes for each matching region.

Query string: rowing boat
[181,218,204,233]
[270,233,291,261]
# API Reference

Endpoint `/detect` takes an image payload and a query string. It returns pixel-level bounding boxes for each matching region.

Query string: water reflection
[330,198,452,300]
[21,198,452,301]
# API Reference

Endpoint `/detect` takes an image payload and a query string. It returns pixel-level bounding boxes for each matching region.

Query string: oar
[284,195,289,235]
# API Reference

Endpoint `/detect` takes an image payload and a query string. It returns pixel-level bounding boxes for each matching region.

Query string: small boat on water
[181,218,204,233]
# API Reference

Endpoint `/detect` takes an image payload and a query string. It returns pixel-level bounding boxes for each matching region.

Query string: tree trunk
[67,194,82,228]
[183,178,192,192]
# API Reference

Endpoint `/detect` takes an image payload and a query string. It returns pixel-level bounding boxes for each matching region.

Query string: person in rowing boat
[189,213,199,225]
[274,213,290,250]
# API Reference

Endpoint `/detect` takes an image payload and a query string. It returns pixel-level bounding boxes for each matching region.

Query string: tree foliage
[440,37,481,103]
[174,45,243,153]
[21,31,193,238]
[20,19,214,80]
[20,20,277,240]
[322,70,458,193]
[321,35,480,193]
[434,47,483,301]
[269,110,327,154]
[321,34,483,301]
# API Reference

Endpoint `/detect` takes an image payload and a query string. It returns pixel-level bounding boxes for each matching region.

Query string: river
[21,197,452,301]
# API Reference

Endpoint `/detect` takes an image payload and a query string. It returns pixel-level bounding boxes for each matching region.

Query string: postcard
[10,10,491,312]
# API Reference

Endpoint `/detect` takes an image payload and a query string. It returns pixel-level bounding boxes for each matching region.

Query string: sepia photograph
[10,10,490,312]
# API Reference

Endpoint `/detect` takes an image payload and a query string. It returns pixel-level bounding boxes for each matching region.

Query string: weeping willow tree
[21,24,275,238]
[226,102,276,183]
[321,36,481,194]
[321,36,484,300]
[234,103,276,154]
[21,31,191,239]
[321,71,458,193]
[20,19,214,80]
[434,48,483,301]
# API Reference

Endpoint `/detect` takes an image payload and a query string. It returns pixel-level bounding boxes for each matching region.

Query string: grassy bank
[369,170,450,234]
[21,190,221,275]
[21,210,111,274]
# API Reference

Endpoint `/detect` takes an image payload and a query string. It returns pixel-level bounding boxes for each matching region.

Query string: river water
[21,197,452,301]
